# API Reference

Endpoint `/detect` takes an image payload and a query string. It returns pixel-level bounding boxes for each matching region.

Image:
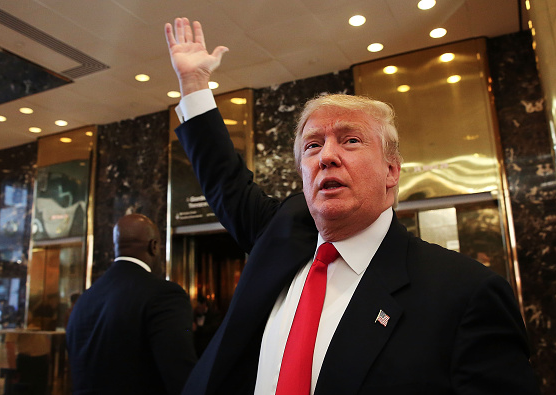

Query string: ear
[148,238,159,257]
[386,162,401,189]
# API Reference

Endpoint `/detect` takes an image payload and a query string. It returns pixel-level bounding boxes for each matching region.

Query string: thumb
[211,46,229,61]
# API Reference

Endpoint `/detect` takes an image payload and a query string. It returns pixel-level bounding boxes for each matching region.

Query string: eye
[304,142,321,150]
[346,137,360,144]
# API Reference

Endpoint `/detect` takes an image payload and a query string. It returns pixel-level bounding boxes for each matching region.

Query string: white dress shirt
[114,256,151,272]
[176,89,393,395]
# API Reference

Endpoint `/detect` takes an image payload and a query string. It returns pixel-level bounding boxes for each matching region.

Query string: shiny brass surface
[354,38,501,201]
[27,127,97,329]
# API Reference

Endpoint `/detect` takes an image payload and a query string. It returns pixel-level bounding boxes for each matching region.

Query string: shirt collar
[317,207,393,275]
[114,256,152,273]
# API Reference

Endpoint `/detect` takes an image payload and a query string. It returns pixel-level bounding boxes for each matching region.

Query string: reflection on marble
[488,31,556,394]
[253,70,354,198]
[0,142,37,325]
[93,111,169,280]
[0,49,70,105]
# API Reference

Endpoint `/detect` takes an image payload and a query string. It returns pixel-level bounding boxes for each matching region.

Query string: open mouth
[321,180,344,190]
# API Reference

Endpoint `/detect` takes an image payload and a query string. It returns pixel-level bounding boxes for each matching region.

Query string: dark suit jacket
[176,108,539,395]
[66,260,197,394]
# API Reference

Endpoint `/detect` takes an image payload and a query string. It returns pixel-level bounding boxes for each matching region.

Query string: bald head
[113,214,162,274]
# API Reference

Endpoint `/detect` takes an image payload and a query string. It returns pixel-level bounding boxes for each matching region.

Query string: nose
[319,139,341,169]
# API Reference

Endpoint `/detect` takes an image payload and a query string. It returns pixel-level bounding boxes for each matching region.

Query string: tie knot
[315,242,339,266]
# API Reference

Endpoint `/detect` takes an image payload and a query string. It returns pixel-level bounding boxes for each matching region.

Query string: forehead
[302,107,376,136]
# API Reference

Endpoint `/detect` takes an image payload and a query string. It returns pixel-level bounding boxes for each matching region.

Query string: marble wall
[488,31,556,394]
[92,111,169,280]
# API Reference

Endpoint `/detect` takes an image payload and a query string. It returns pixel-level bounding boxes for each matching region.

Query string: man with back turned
[66,214,196,394]
[165,17,540,395]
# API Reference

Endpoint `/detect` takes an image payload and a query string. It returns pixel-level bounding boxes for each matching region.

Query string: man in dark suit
[164,18,540,395]
[66,214,197,394]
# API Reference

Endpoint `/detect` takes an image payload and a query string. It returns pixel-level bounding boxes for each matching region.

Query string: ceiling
[0,0,526,150]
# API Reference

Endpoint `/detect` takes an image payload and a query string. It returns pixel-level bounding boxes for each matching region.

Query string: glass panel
[353,38,501,201]
[170,232,245,357]
[169,89,254,228]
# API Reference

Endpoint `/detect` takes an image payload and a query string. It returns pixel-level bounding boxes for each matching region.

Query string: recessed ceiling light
[223,119,238,125]
[230,98,247,105]
[397,85,411,93]
[208,81,219,90]
[55,120,68,126]
[29,127,42,133]
[430,28,447,38]
[367,43,384,52]
[349,15,366,27]
[447,75,462,84]
[20,107,33,114]
[167,91,181,98]
[440,53,455,62]
[0,116,6,122]
[525,0,530,10]
[383,66,398,74]
[418,0,436,10]
[85,131,94,137]
[135,74,150,82]
[60,137,72,143]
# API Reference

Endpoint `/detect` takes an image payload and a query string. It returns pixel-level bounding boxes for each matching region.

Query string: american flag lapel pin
[375,309,390,327]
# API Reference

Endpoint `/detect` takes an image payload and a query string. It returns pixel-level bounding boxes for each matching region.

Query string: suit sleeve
[451,274,540,394]
[175,109,281,253]
[147,281,197,395]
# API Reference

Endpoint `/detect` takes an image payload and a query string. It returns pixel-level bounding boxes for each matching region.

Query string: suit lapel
[315,216,410,395]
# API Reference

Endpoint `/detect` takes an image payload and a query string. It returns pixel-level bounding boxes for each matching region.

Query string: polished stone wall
[488,31,556,394]
[92,111,169,280]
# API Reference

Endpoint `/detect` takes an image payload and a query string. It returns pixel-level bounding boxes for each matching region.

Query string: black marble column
[253,70,354,198]
[488,31,556,394]
[93,111,169,280]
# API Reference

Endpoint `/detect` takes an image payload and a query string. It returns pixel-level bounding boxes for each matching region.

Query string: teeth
[324,181,341,189]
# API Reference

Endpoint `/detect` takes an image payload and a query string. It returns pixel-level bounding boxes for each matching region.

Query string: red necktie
[275,242,339,395]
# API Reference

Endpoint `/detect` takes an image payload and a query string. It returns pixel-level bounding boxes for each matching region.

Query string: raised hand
[165,17,229,96]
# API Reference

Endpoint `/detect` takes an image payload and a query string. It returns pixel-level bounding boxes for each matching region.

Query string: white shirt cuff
[175,89,217,123]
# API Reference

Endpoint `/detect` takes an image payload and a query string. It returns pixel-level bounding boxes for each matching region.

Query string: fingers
[164,23,176,47]
[193,21,206,48]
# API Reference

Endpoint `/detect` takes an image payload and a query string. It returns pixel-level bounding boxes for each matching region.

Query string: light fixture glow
[430,28,447,38]
[440,53,455,62]
[167,91,181,98]
[29,127,42,133]
[447,75,462,84]
[383,66,398,75]
[230,98,247,105]
[60,137,72,143]
[397,85,411,93]
[208,81,219,90]
[349,15,366,27]
[55,120,68,127]
[418,0,436,10]
[20,107,33,114]
[367,43,384,52]
[525,0,530,10]
[223,119,238,125]
[135,74,150,82]
[85,131,94,137]
[0,116,6,122]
